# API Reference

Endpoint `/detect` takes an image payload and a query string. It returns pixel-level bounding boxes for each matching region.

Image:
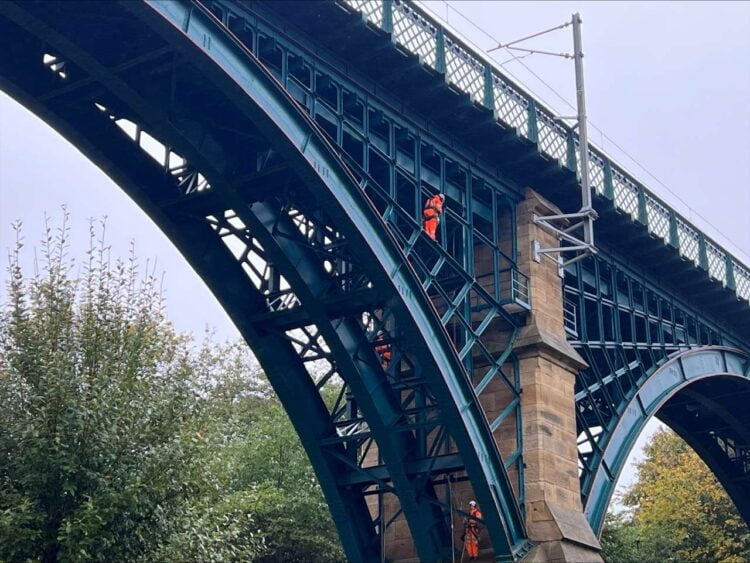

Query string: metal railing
[510,268,531,308]
[340,0,750,304]
[563,297,578,337]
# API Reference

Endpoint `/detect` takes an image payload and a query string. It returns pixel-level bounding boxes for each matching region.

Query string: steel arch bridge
[1,1,748,561]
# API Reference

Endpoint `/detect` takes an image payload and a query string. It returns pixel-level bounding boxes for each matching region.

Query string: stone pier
[515,188,601,562]
[380,188,602,562]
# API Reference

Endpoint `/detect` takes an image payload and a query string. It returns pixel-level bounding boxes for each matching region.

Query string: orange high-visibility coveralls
[375,332,391,370]
[422,194,444,240]
[464,506,483,560]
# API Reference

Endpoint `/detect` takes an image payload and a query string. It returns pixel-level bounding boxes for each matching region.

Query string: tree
[0,215,344,562]
[158,340,344,562]
[228,398,345,563]
[600,511,677,563]
[602,427,750,563]
[0,217,264,562]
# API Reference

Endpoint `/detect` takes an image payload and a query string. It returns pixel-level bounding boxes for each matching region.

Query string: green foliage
[250,483,344,563]
[602,427,750,563]
[0,218,207,561]
[227,399,344,563]
[600,511,676,563]
[151,488,263,563]
[0,216,341,562]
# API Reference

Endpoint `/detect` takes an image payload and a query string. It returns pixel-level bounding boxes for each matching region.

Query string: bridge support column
[516,188,602,562]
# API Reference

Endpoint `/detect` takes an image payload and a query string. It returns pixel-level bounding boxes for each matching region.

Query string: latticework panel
[736,263,750,302]
[645,195,670,241]
[611,170,639,217]
[537,110,567,164]
[208,210,302,310]
[677,219,700,263]
[492,76,528,136]
[108,110,211,195]
[570,141,606,194]
[706,241,727,283]
[392,0,437,68]
[445,37,484,104]
[588,151,606,194]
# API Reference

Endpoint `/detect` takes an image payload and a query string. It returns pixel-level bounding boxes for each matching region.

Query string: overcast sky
[1,0,748,513]
[429,0,750,499]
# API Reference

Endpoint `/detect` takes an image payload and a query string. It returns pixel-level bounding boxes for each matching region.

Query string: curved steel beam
[132,0,529,557]
[584,346,749,535]
[0,0,530,558]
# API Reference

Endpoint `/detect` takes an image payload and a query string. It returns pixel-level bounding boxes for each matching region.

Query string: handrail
[340,0,750,304]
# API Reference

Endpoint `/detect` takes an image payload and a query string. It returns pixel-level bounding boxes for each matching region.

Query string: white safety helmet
[469,500,477,507]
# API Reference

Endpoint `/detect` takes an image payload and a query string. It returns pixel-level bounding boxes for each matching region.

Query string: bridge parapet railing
[645,194,671,240]
[735,263,750,301]
[341,0,750,303]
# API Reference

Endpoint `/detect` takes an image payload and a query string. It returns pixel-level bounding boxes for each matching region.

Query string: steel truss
[565,253,750,534]
[0,0,533,559]
[200,0,533,498]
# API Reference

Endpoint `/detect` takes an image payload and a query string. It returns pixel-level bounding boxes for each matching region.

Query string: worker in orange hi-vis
[462,500,483,561]
[422,193,445,241]
[374,329,391,371]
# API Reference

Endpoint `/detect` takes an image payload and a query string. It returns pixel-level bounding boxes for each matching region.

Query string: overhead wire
[416,0,750,264]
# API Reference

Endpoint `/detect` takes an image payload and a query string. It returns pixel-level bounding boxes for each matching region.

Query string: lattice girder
[566,253,750,534]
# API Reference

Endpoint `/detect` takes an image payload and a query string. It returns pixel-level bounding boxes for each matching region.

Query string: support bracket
[533,207,598,268]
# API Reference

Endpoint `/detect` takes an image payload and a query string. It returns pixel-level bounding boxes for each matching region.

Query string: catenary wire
[416,0,750,264]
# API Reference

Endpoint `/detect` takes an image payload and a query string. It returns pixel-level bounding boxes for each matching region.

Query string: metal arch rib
[131,0,530,556]
[583,346,750,535]
[0,7,379,562]
[0,0,530,557]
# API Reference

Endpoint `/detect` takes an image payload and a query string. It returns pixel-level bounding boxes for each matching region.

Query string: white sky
[1,0,748,516]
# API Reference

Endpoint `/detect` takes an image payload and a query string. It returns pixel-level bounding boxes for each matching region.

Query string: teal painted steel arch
[138,0,529,556]
[0,3,380,559]
[0,0,531,559]
[584,346,750,535]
